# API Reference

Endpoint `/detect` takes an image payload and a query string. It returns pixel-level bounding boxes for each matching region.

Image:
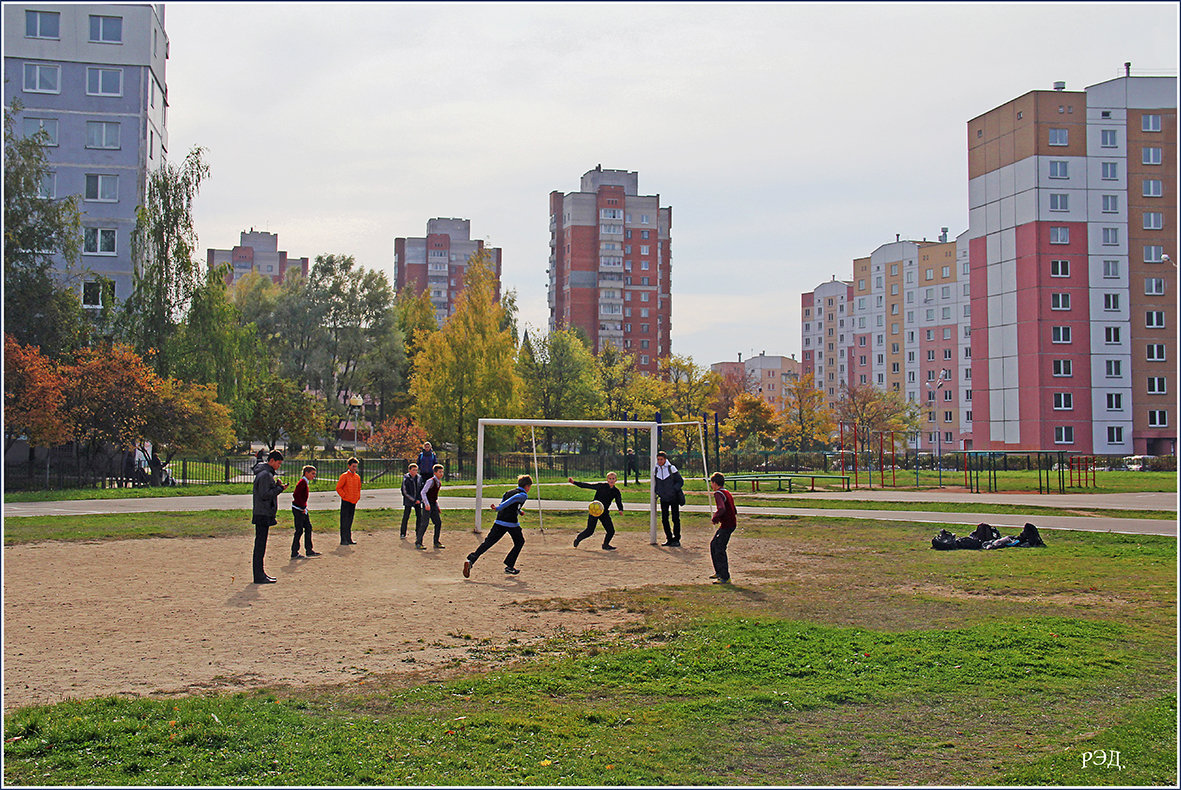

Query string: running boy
[417,463,446,549]
[291,465,321,559]
[708,472,737,584]
[464,474,532,577]
[400,463,423,539]
[567,473,623,550]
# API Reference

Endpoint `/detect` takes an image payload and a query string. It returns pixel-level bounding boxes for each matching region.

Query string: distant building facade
[394,218,502,326]
[548,166,672,374]
[207,229,309,286]
[712,353,800,410]
[801,277,854,416]
[3,3,169,308]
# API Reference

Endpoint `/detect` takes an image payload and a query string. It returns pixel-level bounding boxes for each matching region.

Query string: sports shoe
[434,542,446,549]
[602,545,616,551]
[291,553,304,560]
[462,559,471,578]
[504,566,520,575]
[400,532,407,539]
[305,550,321,557]
[415,543,427,550]
[712,578,731,585]
[573,536,582,548]
[708,573,719,579]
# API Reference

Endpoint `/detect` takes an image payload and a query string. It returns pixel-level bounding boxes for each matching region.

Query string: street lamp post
[348,394,363,450]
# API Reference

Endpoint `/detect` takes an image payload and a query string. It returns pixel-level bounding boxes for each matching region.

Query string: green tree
[139,379,235,483]
[235,375,326,452]
[516,328,602,451]
[393,287,437,372]
[121,146,210,377]
[779,372,835,452]
[722,392,778,452]
[410,250,519,466]
[3,102,89,358]
[655,354,720,454]
[359,310,409,421]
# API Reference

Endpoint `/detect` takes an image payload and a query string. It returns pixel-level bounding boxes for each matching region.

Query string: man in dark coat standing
[252,450,287,584]
[653,451,685,547]
[416,442,438,489]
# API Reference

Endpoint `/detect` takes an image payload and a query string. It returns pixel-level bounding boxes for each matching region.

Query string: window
[1144,245,1164,263]
[1104,326,1121,344]
[1105,359,1122,378]
[942,266,951,278]
[944,411,953,423]
[1146,311,1165,328]
[1147,344,1166,361]
[1049,193,1069,211]
[1101,227,1120,246]
[82,280,114,308]
[639,245,650,255]
[86,68,123,96]
[84,174,118,202]
[1050,259,1069,277]
[1103,293,1119,312]
[25,9,59,38]
[1052,360,1073,377]
[1101,161,1118,180]
[640,214,650,225]
[1107,393,1123,411]
[23,63,60,94]
[1048,128,1068,146]
[1102,194,1119,213]
[22,117,58,145]
[1148,410,1168,428]
[925,269,933,281]
[1053,393,1073,410]
[1051,293,1071,310]
[944,389,953,402]
[1142,146,1163,165]
[1107,426,1124,444]
[1142,114,1162,132]
[1148,377,1167,394]
[890,264,898,275]
[1102,260,1120,278]
[1054,426,1074,444]
[1145,277,1165,295]
[1100,129,1118,148]
[944,348,953,360]
[89,15,123,43]
[1049,160,1069,178]
[83,228,117,255]
[1050,227,1069,244]
[1052,326,1071,343]
[1143,179,1162,197]
[36,172,55,199]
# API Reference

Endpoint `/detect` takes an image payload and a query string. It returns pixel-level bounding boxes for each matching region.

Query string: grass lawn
[2,509,1176,785]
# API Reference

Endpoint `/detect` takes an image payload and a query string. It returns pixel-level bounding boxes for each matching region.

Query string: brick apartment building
[207,229,309,286]
[394,218,502,326]
[711,352,801,410]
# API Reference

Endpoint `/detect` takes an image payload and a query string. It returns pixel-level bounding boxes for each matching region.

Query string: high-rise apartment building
[548,166,672,373]
[207,229,309,286]
[967,75,1176,455]
[4,3,168,307]
[801,277,853,415]
[711,352,800,410]
[394,218,502,326]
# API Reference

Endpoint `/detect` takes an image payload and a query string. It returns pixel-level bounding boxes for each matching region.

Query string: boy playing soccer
[291,465,321,559]
[567,473,623,550]
[464,474,532,577]
[708,472,737,584]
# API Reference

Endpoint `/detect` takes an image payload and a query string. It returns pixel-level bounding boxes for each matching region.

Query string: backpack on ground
[931,529,958,550]
[969,522,1001,543]
[1015,522,1046,547]
[955,535,983,550]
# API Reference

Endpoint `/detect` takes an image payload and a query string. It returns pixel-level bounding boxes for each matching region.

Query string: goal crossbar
[475,418,705,544]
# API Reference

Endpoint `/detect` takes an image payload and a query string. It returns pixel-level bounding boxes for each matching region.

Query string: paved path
[4,488,1175,537]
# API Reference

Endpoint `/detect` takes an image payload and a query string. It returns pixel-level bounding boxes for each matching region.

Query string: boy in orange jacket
[336,457,361,545]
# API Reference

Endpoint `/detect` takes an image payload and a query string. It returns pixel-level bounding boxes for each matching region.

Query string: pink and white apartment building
[967,75,1176,455]
[394,218,503,326]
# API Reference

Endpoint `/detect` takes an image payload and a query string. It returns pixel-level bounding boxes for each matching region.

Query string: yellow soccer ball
[588,500,605,517]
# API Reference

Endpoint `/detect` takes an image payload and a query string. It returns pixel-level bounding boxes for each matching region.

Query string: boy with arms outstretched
[567,472,623,550]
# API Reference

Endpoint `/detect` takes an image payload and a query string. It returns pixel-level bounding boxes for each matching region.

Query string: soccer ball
[588,500,605,517]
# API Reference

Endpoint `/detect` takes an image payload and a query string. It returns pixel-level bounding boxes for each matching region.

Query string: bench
[727,473,851,493]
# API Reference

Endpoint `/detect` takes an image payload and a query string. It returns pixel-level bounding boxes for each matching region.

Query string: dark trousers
[400,503,421,537]
[339,500,356,543]
[661,501,681,542]
[710,527,734,581]
[575,512,615,547]
[468,523,524,568]
[624,464,638,486]
[252,521,271,582]
[417,505,442,545]
[291,508,313,555]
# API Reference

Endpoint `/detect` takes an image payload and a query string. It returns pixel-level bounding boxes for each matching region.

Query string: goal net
[475,418,709,545]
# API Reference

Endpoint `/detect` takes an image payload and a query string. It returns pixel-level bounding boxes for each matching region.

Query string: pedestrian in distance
[568,472,623,550]
[623,448,639,486]
[708,472,737,584]
[400,462,423,539]
[416,442,438,490]
[654,451,685,547]
[417,463,446,549]
[336,457,361,545]
[290,465,321,559]
[464,474,532,577]
[251,450,287,583]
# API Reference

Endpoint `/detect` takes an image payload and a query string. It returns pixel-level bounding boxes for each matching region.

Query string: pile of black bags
[931,522,1046,550]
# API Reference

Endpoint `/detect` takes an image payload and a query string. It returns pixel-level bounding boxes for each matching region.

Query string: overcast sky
[165,1,1179,367]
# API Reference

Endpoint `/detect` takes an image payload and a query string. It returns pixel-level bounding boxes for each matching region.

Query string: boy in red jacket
[708,472,737,584]
[291,465,321,558]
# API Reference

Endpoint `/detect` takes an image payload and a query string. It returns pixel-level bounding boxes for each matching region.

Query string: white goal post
[475,418,708,545]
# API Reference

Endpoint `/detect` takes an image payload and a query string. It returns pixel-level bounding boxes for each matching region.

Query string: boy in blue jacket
[464,475,532,577]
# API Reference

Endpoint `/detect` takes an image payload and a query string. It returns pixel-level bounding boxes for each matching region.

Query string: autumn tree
[235,375,326,452]
[722,392,779,452]
[368,415,428,459]
[779,372,834,452]
[139,379,235,482]
[393,287,438,369]
[3,334,72,453]
[655,354,720,453]
[835,382,921,458]
[3,102,89,358]
[410,250,520,465]
[710,365,757,416]
[121,146,210,377]
[516,328,602,451]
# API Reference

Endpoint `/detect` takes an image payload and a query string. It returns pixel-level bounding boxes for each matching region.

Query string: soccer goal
[475,418,709,544]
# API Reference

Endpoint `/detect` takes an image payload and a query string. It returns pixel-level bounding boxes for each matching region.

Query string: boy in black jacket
[400,463,422,539]
[567,472,623,550]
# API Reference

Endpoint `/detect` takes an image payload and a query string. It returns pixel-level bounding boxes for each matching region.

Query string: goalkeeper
[567,472,623,551]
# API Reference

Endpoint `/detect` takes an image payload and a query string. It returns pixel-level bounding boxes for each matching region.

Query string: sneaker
[400,533,407,539]
[504,566,520,575]
[415,543,427,550]
[669,541,681,547]
[602,545,616,551]
[291,554,304,560]
[708,574,719,579]
[573,536,582,548]
[305,550,321,557]
[712,578,731,585]
[661,540,676,547]
[434,543,446,549]
[462,559,472,578]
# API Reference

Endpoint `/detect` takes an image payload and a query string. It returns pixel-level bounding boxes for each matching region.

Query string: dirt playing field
[3,525,787,712]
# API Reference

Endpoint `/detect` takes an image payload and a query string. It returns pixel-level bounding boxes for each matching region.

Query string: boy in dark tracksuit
[708,472,737,584]
[417,464,445,549]
[400,463,423,539]
[464,475,532,577]
[567,472,623,550]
